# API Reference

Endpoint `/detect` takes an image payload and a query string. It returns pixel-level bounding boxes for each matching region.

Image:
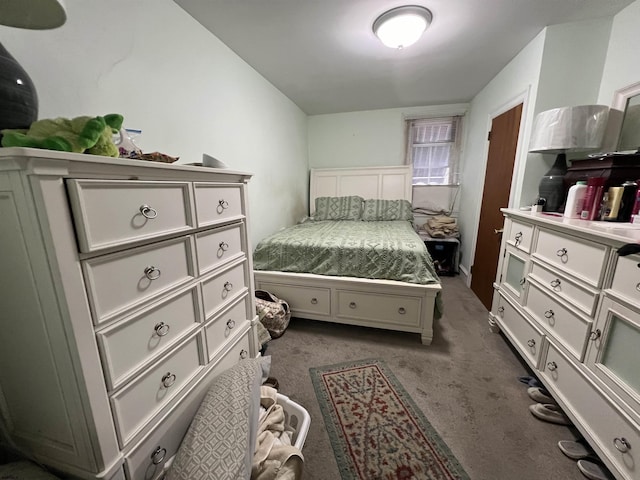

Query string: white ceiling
[174,0,634,115]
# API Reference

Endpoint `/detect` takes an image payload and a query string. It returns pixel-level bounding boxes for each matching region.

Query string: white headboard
[309,165,412,215]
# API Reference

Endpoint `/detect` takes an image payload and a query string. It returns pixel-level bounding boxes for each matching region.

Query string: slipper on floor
[529,403,572,425]
[558,440,593,460]
[528,386,556,404]
[518,375,543,388]
[576,459,615,480]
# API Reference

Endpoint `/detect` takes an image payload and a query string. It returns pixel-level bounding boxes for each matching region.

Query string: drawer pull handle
[547,361,558,371]
[240,349,248,359]
[144,266,161,280]
[226,319,236,329]
[544,309,554,319]
[154,322,170,337]
[514,232,522,246]
[497,306,505,315]
[223,281,233,292]
[310,297,318,305]
[636,282,640,292]
[218,199,229,210]
[590,329,601,341]
[139,204,158,219]
[349,302,357,309]
[151,446,167,465]
[398,307,406,314]
[527,339,536,347]
[219,241,229,252]
[550,279,561,289]
[613,437,631,453]
[161,372,176,388]
[519,278,526,286]
[556,248,568,258]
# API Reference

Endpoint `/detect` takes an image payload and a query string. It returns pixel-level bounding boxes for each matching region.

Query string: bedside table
[417,231,460,276]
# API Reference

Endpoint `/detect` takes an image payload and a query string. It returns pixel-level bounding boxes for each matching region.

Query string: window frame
[405,115,463,186]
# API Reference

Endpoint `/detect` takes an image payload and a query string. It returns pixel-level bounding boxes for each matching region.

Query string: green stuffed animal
[1,113,124,158]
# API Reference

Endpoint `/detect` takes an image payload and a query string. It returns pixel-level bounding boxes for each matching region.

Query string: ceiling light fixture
[373,5,432,50]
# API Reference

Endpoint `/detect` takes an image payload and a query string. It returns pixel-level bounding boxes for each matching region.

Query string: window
[406,116,462,185]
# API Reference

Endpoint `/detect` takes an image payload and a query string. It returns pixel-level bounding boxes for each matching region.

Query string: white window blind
[406,116,462,185]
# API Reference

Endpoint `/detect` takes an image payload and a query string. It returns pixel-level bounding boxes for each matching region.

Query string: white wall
[598,0,640,105]
[457,17,612,278]
[308,104,467,168]
[308,104,468,215]
[0,0,309,246]
[455,31,545,275]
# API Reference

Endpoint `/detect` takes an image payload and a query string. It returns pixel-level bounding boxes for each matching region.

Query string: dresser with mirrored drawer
[489,208,640,480]
[0,148,259,480]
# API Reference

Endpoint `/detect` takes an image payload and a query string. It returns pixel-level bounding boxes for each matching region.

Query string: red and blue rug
[310,358,470,480]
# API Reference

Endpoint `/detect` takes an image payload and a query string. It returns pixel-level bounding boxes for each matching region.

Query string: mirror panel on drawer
[66,180,194,253]
[493,294,543,368]
[110,334,203,447]
[533,229,607,287]
[610,253,640,309]
[194,184,243,227]
[525,282,591,361]
[83,236,195,325]
[542,341,640,480]
[586,298,640,417]
[97,286,202,391]
[256,283,330,316]
[500,247,528,302]
[195,223,244,276]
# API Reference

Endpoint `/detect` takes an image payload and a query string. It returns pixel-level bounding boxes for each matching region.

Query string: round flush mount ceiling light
[373,5,432,49]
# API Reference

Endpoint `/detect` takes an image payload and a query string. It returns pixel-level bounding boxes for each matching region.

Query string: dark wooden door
[470,103,523,310]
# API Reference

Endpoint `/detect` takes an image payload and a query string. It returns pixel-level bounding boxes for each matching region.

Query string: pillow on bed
[362,199,414,221]
[313,195,363,220]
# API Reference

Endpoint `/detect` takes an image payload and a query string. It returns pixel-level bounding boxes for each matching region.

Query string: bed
[252,165,442,345]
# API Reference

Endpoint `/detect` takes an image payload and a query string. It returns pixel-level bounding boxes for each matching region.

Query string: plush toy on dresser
[0,113,124,157]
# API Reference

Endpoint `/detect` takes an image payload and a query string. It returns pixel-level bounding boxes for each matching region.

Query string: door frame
[465,87,531,288]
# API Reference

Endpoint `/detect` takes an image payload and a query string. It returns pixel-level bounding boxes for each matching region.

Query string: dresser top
[0,147,253,182]
[502,208,640,246]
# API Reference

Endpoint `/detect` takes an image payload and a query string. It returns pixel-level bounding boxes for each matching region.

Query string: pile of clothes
[422,215,459,238]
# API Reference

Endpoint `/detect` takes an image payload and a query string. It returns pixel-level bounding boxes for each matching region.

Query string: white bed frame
[253,165,441,345]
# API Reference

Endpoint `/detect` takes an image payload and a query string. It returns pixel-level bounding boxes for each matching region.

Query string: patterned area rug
[310,358,470,480]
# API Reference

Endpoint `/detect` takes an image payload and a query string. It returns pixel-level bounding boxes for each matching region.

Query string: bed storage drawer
[336,290,421,328]
[257,282,331,316]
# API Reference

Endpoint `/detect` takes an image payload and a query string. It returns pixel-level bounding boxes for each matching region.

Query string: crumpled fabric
[251,386,304,480]
[422,215,460,238]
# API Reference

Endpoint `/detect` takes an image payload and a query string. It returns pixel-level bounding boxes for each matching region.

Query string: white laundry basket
[276,393,310,450]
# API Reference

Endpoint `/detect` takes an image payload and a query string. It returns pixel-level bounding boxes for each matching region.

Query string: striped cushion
[313,196,363,220]
[362,199,414,221]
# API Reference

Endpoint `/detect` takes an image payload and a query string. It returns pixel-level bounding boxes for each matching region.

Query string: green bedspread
[253,220,440,285]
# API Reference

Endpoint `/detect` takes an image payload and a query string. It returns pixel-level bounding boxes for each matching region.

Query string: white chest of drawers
[0,148,259,479]
[490,209,640,480]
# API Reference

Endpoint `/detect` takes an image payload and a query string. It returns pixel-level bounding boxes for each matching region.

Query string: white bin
[276,393,310,450]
